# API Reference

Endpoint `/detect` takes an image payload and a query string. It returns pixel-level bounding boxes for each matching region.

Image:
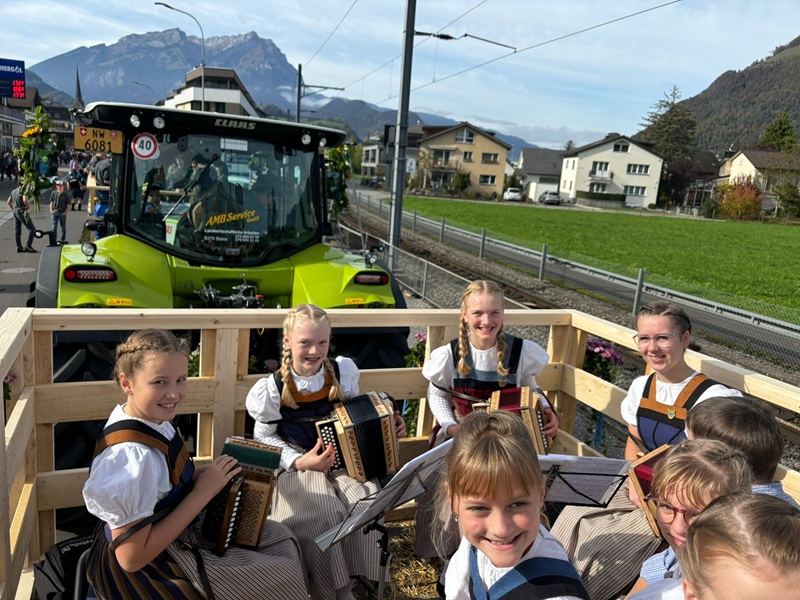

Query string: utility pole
[388,0,416,270]
[296,63,343,123]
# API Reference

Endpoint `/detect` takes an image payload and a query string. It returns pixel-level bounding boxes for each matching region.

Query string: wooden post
[34,330,55,559]
[546,319,588,435]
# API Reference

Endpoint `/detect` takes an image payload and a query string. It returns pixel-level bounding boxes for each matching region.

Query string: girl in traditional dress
[246,304,406,600]
[416,279,557,559]
[440,410,588,600]
[83,329,308,600]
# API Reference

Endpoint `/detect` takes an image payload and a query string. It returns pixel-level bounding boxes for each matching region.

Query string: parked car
[538,191,562,205]
[503,187,522,201]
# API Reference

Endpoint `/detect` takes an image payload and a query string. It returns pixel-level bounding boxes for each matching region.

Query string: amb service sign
[0,58,25,100]
[74,126,124,154]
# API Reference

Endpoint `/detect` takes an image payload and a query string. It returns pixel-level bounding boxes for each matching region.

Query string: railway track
[341,208,800,458]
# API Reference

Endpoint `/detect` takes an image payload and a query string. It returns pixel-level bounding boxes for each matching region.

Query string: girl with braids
[246,304,406,600]
[83,329,308,600]
[415,280,556,561]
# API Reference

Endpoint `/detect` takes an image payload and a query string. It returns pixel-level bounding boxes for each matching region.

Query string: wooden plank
[560,365,626,426]
[774,464,800,504]
[37,469,88,512]
[211,330,239,457]
[0,309,34,381]
[197,329,218,460]
[34,378,217,423]
[4,394,34,500]
[9,482,35,593]
[549,430,605,457]
[398,436,430,465]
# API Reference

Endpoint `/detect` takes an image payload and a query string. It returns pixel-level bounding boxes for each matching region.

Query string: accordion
[315,391,400,482]
[475,386,550,455]
[628,444,671,538]
[202,437,282,556]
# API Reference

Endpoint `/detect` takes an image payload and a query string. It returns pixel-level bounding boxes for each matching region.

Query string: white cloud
[5,0,800,147]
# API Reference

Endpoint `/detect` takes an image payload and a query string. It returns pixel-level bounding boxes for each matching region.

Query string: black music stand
[539,453,631,506]
[315,439,453,600]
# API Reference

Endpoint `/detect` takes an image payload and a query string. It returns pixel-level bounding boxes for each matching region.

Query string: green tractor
[31,102,408,467]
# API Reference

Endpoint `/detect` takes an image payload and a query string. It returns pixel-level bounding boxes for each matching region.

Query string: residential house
[0,105,26,152]
[381,123,425,189]
[561,134,663,208]
[361,134,384,179]
[163,67,262,117]
[518,148,563,201]
[717,148,800,212]
[417,122,511,198]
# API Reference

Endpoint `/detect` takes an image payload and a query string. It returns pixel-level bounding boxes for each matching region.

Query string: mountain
[30,29,296,108]
[29,28,536,153]
[25,71,75,107]
[682,35,800,155]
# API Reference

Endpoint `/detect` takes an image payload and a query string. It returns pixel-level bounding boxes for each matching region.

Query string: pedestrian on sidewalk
[6,186,38,253]
[50,179,71,244]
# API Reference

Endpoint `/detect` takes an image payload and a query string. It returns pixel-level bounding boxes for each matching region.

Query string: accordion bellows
[202,437,282,555]
[316,391,400,482]
[476,387,550,455]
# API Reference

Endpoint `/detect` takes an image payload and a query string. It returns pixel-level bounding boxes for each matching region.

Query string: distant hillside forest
[685,35,800,154]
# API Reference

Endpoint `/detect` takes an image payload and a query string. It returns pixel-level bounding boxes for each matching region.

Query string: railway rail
[340,209,800,459]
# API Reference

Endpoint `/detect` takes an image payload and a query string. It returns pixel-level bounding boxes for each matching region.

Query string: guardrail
[350,191,800,370]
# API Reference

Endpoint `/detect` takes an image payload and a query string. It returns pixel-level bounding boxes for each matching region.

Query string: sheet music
[540,454,631,506]
[315,440,454,551]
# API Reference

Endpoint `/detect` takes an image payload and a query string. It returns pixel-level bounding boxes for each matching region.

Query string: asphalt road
[0,170,86,317]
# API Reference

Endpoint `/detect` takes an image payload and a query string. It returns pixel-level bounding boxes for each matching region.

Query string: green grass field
[401,197,800,312]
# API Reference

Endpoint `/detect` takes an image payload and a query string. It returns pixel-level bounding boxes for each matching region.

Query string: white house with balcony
[560,134,663,207]
[163,67,261,117]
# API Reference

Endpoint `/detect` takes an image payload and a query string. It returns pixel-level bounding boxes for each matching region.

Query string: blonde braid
[280,343,298,409]
[324,358,345,402]
[457,317,471,376]
[495,324,509,380]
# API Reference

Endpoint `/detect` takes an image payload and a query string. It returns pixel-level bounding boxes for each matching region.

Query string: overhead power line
[343,0,682,105]
[305,0,359,68]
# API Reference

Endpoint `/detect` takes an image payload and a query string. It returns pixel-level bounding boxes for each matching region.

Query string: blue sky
[3,0,799,148]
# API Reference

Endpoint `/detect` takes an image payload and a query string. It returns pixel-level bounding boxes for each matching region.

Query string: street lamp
[155,2,205,111]
[131,80,155,103]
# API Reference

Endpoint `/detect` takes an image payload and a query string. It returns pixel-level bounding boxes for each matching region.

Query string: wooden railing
[2,307,800,599]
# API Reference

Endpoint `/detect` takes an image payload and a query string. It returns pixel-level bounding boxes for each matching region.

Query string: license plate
[74,127,124,154]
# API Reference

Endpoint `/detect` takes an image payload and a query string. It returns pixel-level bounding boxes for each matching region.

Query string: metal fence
[345,191,800,372]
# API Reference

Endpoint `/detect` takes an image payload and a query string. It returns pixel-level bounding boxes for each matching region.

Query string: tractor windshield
[125,134,320,265]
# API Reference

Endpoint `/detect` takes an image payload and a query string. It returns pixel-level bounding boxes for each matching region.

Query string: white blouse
[422,337,549,433]
[620,372,742,427]
[82,404,177,529]
[245,356,360,470]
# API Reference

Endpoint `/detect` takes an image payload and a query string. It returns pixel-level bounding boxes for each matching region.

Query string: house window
[463,151,473,162]
[481,153,499,164]
[479,175,496,185]
[613,142,629,152]
[624,185,646,195]
[433,149,451,167]
[591,161,609,176]
[589,183,607,193]
[627,164,650,174]
[455,128,474,144]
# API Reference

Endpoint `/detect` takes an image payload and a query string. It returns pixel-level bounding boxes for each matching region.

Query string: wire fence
[344,192,800,373]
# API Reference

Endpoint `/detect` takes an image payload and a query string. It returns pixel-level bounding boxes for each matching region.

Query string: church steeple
[73,65,84,110]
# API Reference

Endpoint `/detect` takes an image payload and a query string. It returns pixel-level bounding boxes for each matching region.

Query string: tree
[758,111,798,154]
[640,86,698,164]
[640,86,699,206]
[718,176,762,221]
[564,140,576,151]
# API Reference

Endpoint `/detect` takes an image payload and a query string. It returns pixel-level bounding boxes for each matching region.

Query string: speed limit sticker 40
[131,133,158,160]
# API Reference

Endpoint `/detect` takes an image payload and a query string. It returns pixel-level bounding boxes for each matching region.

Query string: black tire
[33,245,62,308]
